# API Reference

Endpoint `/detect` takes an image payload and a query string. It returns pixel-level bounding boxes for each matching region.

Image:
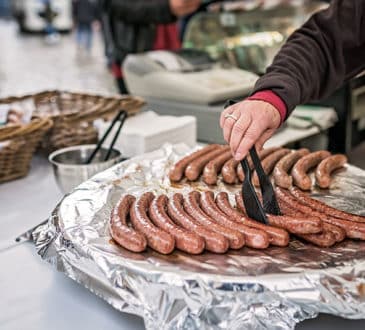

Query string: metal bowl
[49,145,123,193]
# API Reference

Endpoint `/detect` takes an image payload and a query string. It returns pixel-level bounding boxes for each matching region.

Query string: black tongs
[85,110,127,164]
[224,100,281,224]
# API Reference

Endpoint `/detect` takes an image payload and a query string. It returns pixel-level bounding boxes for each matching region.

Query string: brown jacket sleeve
[252,0,365,116]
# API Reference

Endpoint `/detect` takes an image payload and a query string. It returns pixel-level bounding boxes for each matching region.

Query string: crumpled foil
[34,144,365,330]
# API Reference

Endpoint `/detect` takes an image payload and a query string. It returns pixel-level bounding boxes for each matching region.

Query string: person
[38,0,59,44]
[73,0,99,53]
[100,0,201,94]
[221,0,365,161]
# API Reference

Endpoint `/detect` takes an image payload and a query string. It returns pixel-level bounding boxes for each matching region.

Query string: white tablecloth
[1,156,364,330]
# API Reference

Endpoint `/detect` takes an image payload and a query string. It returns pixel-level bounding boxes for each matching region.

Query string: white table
[1,156,364,330]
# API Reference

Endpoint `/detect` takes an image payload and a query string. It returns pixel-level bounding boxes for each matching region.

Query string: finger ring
[225,113,238,121]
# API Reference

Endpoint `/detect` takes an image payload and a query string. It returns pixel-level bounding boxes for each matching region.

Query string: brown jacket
[252,0,365,117]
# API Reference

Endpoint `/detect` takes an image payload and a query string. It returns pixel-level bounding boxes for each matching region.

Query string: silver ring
[225,113,238,121]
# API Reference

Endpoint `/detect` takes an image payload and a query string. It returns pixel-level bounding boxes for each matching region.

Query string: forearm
[252,0,365,116]
[109,0,176,24]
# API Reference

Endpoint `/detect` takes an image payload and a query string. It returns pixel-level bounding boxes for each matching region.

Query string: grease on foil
[33,144,365,330]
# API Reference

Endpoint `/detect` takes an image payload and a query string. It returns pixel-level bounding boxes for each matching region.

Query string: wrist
[247,90,287,125]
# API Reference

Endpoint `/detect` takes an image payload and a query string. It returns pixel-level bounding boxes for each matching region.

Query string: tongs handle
[250,147,281,216]
[240,156,268,224]
[85,110,127,164]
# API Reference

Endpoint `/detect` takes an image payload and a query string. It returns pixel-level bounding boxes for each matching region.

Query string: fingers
[221,100,281,160]
[234,120,266,160]
[222,108,241,143]
[220,104,234,128]
[229,114,252,156]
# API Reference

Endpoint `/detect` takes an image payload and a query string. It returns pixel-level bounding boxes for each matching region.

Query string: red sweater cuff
[247,90,287,125]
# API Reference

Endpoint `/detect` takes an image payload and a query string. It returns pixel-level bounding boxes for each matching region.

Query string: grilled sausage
[167,193,229,253]
[322,223,346,242]
[235,192,322,234]
[200,191,269,249]
[184,191,245,249]
[110,195,147,252]
[185,145,229,181]
[252,148,291,187]
[291,150,331,190]
[169,144,220,182]
[315,154,348,189]
[221,158,240,184]
[149,195,205,254]
[297,231,337,247]
[273,148,310,189]
[237,147,280,182]
[276,187,365,240]
[130,192,175,254]
[277,195,345,242]
[202,150,233,185]
[215,192,289,247]
[290,187,365,223]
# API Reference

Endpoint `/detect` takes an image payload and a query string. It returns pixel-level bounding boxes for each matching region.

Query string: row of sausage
[169,144,348,190]
[109,188,365,255]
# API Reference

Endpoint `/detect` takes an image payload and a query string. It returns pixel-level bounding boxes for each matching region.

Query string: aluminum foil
[34,144,365,330]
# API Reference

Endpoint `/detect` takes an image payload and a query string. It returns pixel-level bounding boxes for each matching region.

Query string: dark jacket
[73,0,98,25]
[252,0,365,118]
[101,0,176,63]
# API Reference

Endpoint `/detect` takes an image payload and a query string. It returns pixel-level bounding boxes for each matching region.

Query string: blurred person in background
[73,0,99,54]
[38,0,59,44]
[100,0,201,94]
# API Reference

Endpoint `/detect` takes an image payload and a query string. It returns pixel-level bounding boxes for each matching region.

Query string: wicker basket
[32,90,145,152]
[0,117,53,183]
[1,90,145,153]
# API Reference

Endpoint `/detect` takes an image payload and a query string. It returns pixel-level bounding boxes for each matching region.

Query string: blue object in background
[0,0,11,18]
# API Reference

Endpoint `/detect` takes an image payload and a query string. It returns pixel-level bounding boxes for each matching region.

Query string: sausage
[221,158,240,184]
[290,187,365,223]
[276,196,345,242]
[252,148,291,187]
[185,145,229,181]
[315,154,348,189]
[167,193,229,253]
[297,231,337,247]
[235,192,322,234]
[273,148,310,189]
[322,223,346,242]
[215,192,289,247]
[130,192,175,254]
[110,195,147,252]
[266,214,322,235]
[183,191,245,249]
[291,150,331,190]
[169,144,220,182]
[200,191,270,249]
[202,150,233,185]
[149,195,205,254]
[237,147,280,182]
[276,187,365,240]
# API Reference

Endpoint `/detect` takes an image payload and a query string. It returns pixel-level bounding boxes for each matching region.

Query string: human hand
[169,0,201,17]
[220,100,281,160]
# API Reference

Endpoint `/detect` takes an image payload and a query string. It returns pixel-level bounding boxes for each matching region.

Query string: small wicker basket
[1,90,144,153]
[0,117,53,183]
[32,90,145,152]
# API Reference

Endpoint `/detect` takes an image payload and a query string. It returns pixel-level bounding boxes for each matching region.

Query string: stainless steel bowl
[49,145,123,193]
